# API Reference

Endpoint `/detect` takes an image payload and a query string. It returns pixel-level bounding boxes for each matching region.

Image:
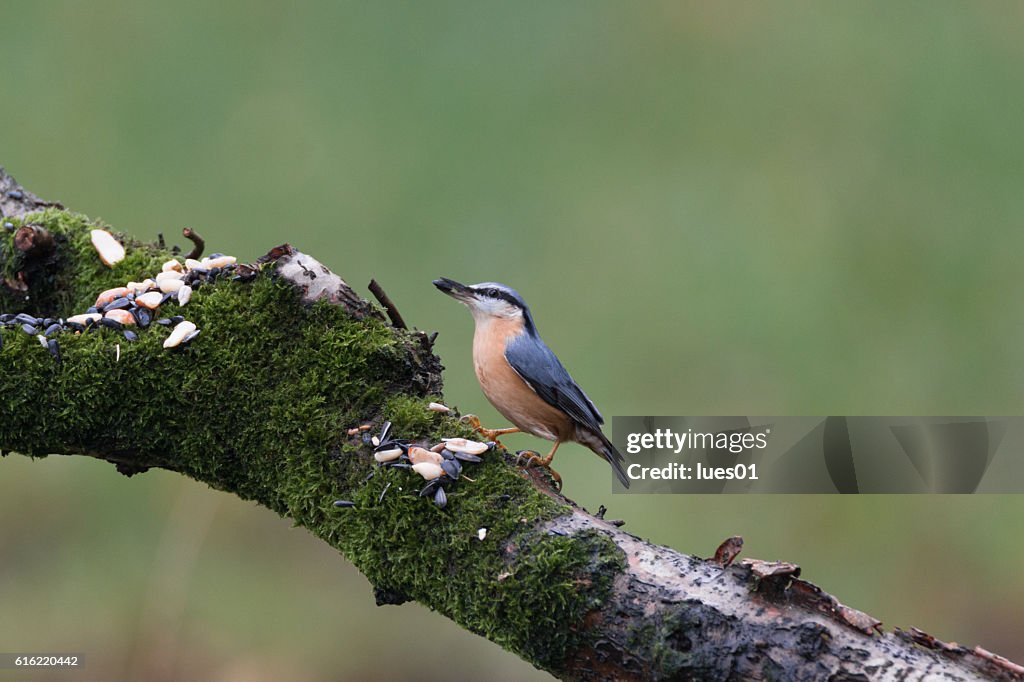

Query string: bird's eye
[487,288,499,298]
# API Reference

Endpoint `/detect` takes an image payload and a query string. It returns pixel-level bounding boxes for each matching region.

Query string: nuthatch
[433,278,629,490]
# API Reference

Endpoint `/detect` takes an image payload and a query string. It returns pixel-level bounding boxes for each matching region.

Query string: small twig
[368,279,407,329]
[182,227,205,260]
[13,224,55,257]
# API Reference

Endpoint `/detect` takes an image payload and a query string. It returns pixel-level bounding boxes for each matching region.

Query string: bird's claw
[515,450,563,492]
[460,414,519,448]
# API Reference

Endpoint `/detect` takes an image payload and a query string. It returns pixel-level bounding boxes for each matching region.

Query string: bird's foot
[460,414,520,448]
[515,449,563,492]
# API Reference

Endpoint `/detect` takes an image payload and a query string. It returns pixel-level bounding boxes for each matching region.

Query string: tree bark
[1,166,1021,681]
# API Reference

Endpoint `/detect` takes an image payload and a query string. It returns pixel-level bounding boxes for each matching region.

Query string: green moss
[1,209,176,316]
[1,208,628,674]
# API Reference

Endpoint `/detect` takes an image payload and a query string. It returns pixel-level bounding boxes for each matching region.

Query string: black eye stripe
[475,287,519,307]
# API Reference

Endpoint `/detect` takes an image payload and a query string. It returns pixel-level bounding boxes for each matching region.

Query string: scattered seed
[170,315,185,324]
[135,291,164,309]
[203,255,236,269]
[90,229,126,267]
[412,462,443,481]
[99,317,124,330]
[433,487,447,509]
[155,318,173,327]
[430,442,447,453]
[126,279,155,295]
[47,338,60,362]
[378,420,393,443]
[68,313,102,326]
[333,500,356,508]
[441,459,462,479]
[95,287,130,307]
[370,435,380,447]
[123,330,138,342]
[103,296,131,312]
[452,451,482,463]
[161,258,183,272]
[374,447,403,463]
[133,308,152,328]
[181,330,201,345]
[21,324,37,335]
[409,446,443,465]
[104,309,136,326]
[444,438,490,455]
[44,323,62,337]
[37,334,47,348]
[477,528,488,541]
[358,424,372,431]
[347,427,360,436]
[15,313,37,325]
[158,277,185,294]
[163,320,197,348]
[184,258,203,270]
[428,402,450,413]
[177,285,192,305]
[419,479,441,497]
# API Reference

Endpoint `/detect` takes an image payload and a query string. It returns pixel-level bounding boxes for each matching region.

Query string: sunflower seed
[102,296,131,312]
[162,259,183,272]
[133,308,152,328]
[441,459,462,479]
[123,330,138,342]
[433,487,447,509]
[176,285,192,305]
[333,500,356,508]
[428,402,450,413]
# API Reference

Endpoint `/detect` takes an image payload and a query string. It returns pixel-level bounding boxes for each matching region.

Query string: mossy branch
[2,167,1021,681]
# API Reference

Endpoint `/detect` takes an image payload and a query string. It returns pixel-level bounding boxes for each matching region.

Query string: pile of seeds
[335,420,495,509]
[0,228,249,359]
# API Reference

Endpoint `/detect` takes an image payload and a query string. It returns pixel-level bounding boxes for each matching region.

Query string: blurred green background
[2,1,1023,679]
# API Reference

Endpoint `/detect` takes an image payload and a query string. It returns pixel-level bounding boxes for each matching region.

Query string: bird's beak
[433,277,475,303]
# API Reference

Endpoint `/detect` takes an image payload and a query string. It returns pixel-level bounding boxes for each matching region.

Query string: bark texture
[1,167,1021,681]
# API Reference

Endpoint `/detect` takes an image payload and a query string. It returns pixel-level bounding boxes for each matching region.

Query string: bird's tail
[582,428,630,488]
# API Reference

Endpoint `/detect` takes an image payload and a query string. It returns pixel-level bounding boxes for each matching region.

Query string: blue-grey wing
[504,335,604,430]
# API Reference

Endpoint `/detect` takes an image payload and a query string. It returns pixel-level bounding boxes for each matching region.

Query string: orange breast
[472,318,572,442]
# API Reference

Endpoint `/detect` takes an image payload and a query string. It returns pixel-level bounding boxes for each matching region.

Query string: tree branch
[1,166,1020,681]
